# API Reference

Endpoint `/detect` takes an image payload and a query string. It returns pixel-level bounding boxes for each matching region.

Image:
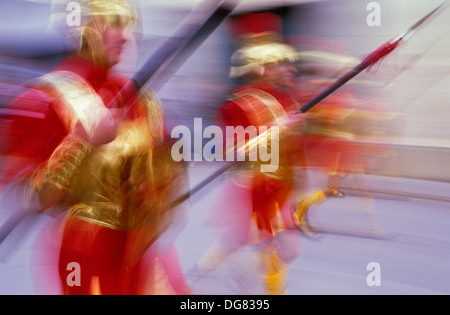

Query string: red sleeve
[1,87,69,186]
[3,88,51,160]
[5,88,70,159]
[217,101,251,129]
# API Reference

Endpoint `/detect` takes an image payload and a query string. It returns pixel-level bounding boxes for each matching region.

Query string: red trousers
[58,216,134,295]
[58,216,191,295]
[252,174,293,246]
[209,174,294,248]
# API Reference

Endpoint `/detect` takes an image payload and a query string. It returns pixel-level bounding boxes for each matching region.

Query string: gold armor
[33,72,182,239]
[68,114,180,232]
[225,87,299,182]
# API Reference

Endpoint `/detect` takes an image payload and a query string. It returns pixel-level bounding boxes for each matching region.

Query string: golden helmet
[73,0,139,30]
[55,0,140,41]
[227,12,299,78]
[74,0,140,65]
[85,0,138,22]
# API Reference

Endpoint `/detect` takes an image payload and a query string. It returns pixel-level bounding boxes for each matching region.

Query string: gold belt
[71,202,128,230]
[306,127,355,140]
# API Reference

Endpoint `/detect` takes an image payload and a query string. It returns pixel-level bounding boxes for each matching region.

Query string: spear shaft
[300,2,446,113]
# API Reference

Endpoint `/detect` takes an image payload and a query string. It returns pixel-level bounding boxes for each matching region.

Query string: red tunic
[1,56,138,185]
[291,78,364,174]
[2,56,186,295]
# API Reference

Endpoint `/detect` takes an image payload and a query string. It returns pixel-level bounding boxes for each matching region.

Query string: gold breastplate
[68,120,154,230]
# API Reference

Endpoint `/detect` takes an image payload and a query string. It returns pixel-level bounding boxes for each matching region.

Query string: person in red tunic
[0,0,190,295]
[292,40,391,237]
[188,12,306,295]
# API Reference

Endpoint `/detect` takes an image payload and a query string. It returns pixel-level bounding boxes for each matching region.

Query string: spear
[299,1,446,113]
[119,0,239,120]
[170,2,447,208]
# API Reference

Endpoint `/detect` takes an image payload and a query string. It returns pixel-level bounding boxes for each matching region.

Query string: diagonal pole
[119,0,239,121]
[299,2,446,114]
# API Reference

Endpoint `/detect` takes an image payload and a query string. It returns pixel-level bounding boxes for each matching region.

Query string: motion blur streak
[1,0,450,295]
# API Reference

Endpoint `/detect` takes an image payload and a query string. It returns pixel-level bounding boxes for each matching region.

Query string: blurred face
[264,62,298,88]
[101,24,129,66]
[83,15,132,67]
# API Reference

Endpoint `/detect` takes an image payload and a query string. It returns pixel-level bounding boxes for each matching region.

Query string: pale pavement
[0,164,449,295]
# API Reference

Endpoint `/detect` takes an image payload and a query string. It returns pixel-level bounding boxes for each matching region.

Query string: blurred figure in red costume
[188,12,306,295]
[0,0,191,295]
[292,36,392,236]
